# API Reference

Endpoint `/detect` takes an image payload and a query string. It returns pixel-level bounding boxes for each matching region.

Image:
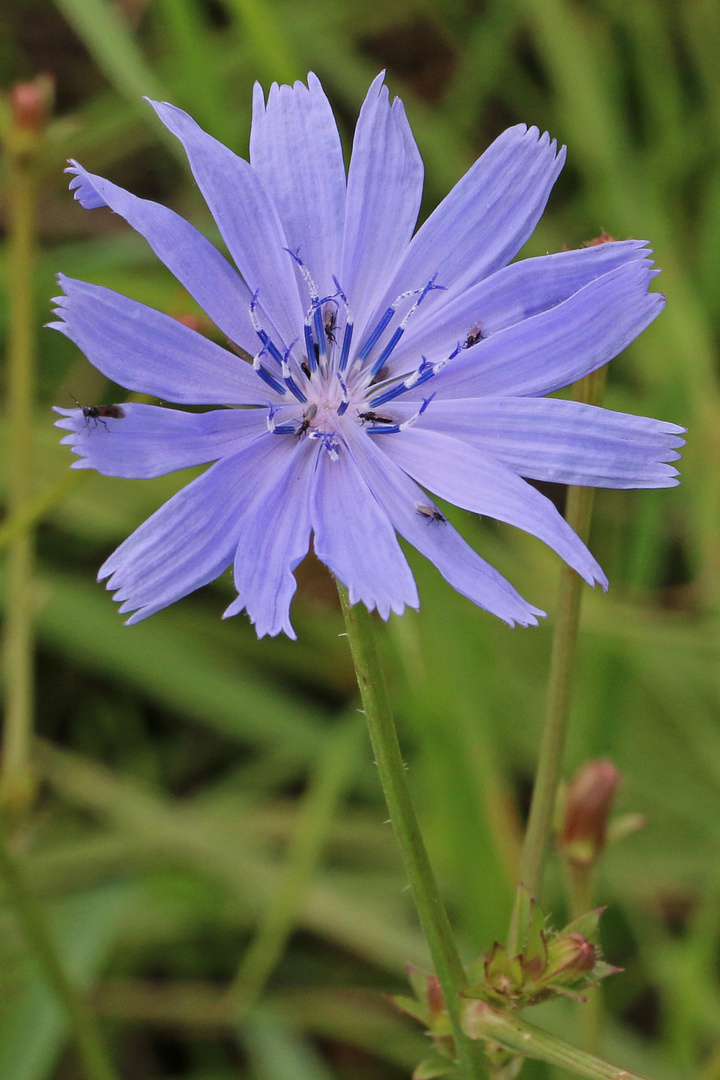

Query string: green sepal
[562,908,603,942]
[483,941,524,1000]
[408,964,435,1002]
[521,900,548,979]
[390,994,431,1026]
[413,1056,458,1079]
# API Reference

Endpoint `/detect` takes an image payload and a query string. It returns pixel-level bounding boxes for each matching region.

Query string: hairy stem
[337,585,486,1080]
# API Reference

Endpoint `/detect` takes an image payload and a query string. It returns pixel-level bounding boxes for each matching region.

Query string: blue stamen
[254,364,286,396]
[369,327,404,377]
[280,342,307,402]
[368,359,435,408]
[303,318,317,373]
[333,278,354,373]
[309,430,340,461]
[266,404,294,434]
[283,373,307,402]
[313,305,326,360]
[249,290,285,365]
[285,248,320,303]
[337,373,350,415]
[366,393,435,435]
[357,307,395,362]
[367,274,445,378]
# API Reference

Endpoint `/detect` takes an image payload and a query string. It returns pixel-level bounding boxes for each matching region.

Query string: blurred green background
[1,0,719,1077]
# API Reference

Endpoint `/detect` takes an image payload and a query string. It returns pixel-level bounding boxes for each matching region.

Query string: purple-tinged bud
[557,759,620,866]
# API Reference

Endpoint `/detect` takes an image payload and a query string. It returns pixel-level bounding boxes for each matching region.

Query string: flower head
[52,73,684,637]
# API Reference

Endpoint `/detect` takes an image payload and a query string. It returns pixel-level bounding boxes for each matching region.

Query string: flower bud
[544,931,597,985]
[9,75,53,134]
[557,759,620,866]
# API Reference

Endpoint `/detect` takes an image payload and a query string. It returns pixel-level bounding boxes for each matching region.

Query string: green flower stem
[1,95,44,818]
[508,366,608,955]
[337,585,486,1080]
[0,828,120,1080]
[462,1000,652,1080]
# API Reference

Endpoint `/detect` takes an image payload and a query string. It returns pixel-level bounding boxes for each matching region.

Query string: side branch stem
[508,365,608,954]
[337,585,485,1080]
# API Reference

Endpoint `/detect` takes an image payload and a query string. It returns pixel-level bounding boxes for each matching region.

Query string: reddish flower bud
[9,75,53,134]
[558,759,620,866]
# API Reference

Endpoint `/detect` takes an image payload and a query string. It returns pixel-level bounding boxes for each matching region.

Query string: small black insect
[414,502,447,524]
[463,324,483,349]
[359,410,394,425]
[300,360,312,379]
[324,311,338,345]
[295,403,318,437]
[64,391,126,430]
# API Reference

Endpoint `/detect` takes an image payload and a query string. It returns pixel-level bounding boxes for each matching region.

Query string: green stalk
[337,585,486,1080]
[508,366,608,955]
[1,85,45,818]
[0,829,120,1080]
[463,1000,652,1080]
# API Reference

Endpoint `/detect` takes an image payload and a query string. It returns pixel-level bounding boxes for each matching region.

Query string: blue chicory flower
[52,73,684,638]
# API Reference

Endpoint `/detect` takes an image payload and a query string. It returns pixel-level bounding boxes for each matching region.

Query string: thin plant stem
[508,365,608,954]
[227,717,361,1020]
[337,584,486,1080]
[1,86,46,818]
[0,828,120,1080]
[463,1000,653,1080]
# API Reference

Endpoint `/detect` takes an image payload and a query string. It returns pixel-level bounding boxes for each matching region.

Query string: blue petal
[380,428,607,587]
[340,72,424,335]
[54,403,267,478]
[224,438,315,638]
[367,125,565,330]
[65,160,257,352]
[419,261,663,400]
[420,397,685,488]
[250,74,346,301]
[99,442,268,623]
[343,424,544,626]
[148,99,304,346]
[387,240,654,371]
[49,277,272,405]
[311,441,419,619]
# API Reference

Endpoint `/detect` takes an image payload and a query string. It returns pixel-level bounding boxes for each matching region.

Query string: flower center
[249,251,453,453]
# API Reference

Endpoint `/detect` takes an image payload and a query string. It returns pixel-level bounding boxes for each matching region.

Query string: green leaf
[0,883,137,1080]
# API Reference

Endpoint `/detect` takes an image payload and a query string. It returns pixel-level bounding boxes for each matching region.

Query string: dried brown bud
[558,759,620,866]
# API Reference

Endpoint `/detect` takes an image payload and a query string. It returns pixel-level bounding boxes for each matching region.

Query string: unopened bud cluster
[392,900,618,1077]
[464,903,618,1010]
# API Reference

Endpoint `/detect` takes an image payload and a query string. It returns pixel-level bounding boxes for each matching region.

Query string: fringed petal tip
[222,595,298,641]
[510,605,546,629]
[65,160,107,209]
